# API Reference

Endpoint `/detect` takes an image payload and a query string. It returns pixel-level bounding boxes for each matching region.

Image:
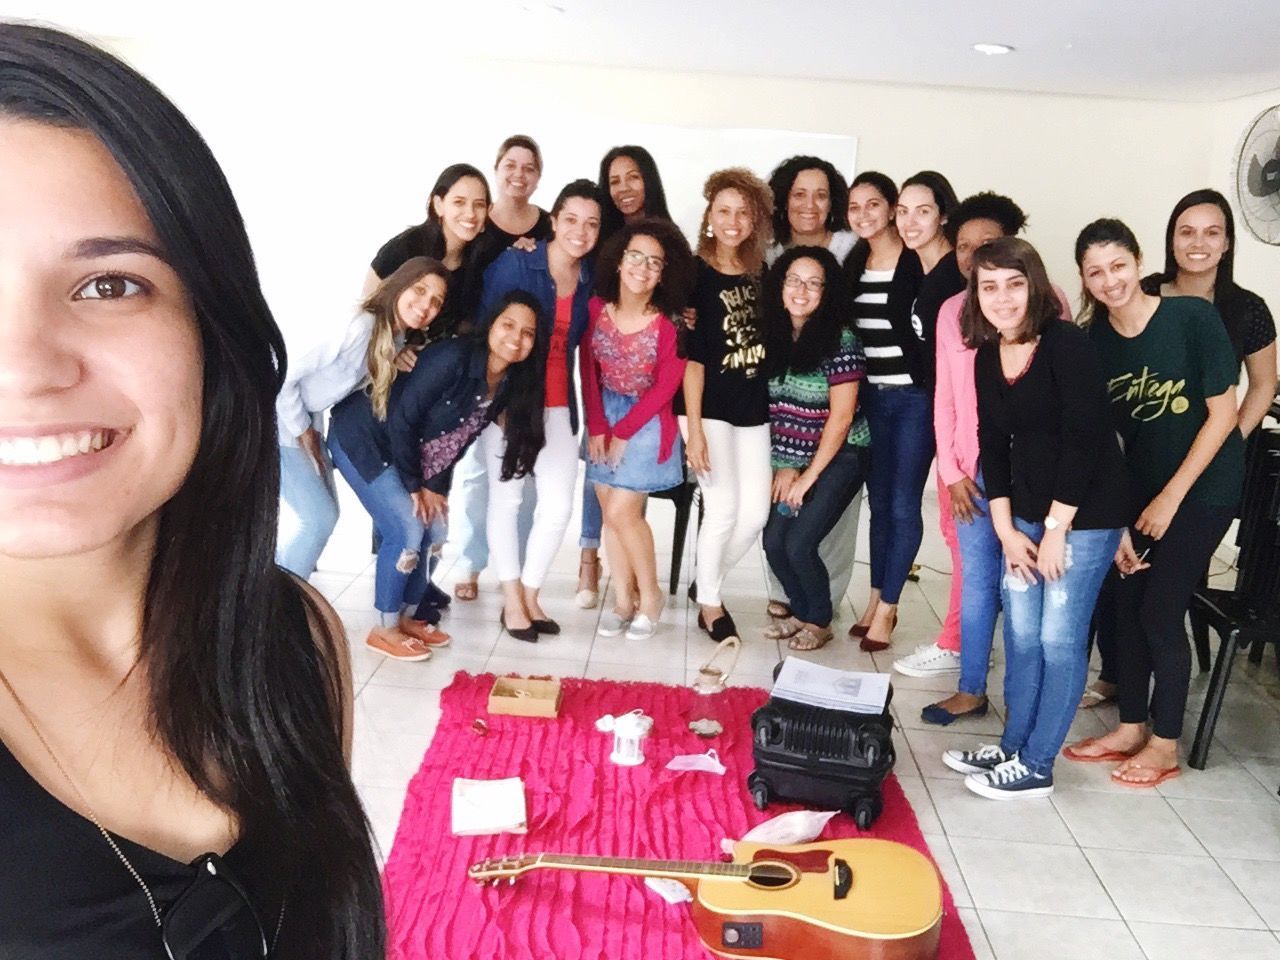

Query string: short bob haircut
[0,22,382,958]
[768,155,849,246]
[899,170,959,221]
[960,236,1060,347]
[597,145,671,241]
[945,191,1028,245]
[695,166,775,275]
[762,245,853,376]
[494,133,543,172]
[594,217,696,319]
[1073,218,1142,326]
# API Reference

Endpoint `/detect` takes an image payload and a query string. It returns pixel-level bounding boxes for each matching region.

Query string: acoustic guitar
[469,838,943,960]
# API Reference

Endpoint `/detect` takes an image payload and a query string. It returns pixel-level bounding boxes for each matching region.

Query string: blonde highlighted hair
[695,167,774,275]
[362,257,449,419]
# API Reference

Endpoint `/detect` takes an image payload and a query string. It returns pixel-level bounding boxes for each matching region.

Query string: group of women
[277,135,1274,802]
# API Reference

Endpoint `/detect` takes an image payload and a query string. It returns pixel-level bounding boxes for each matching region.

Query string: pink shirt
[934,286,1073,487]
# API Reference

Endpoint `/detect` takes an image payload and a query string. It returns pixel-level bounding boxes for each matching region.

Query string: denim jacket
[328,338,507,495]
[480,241,593,433]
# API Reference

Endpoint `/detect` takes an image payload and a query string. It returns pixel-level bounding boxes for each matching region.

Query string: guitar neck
[530,854,751,883]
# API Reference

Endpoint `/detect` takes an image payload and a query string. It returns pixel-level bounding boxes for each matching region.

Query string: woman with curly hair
[765,155,856,266]
[682,168,775,643]
[761,247,870,652]
[581,218,696,641]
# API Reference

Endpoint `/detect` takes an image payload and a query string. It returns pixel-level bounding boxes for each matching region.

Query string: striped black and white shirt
[853,269,913,386]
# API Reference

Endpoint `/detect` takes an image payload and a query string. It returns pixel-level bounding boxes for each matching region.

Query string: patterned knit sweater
[768,327,870,469]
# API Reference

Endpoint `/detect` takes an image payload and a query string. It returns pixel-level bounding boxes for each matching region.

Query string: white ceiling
[4,0,1280,103]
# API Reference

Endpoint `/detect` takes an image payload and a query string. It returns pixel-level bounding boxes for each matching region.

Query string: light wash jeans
[328,434,446,625]
[954,470,1002,697]
[999,519,1121,775]
[276,442,339,578]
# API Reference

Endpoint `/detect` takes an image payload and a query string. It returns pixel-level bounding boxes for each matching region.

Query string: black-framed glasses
[162,854,269,960]
[783,274,825,292]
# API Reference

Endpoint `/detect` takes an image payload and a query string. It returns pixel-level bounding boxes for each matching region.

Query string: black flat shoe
[422,581,451,608]
[531,618,561,636]
[500,612,538,643]
[697,610,739,643]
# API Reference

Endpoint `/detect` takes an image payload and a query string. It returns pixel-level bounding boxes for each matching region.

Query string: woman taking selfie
[0,23,381,958]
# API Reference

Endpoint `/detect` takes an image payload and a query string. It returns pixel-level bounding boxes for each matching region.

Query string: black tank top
[0,735,285,959]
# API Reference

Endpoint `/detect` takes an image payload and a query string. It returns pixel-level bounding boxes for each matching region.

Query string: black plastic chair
[649,467,702,595]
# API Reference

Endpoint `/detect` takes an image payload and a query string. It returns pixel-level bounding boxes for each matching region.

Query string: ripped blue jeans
[999,519,1121,775]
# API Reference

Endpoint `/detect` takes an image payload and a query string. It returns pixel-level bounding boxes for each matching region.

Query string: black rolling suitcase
[746,683,895,829]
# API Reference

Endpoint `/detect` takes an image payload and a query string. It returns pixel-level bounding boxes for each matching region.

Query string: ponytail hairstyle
[0,23,384,958]
[364,257,449,420]
[1073,217,1142,326]
[474,291,549,481]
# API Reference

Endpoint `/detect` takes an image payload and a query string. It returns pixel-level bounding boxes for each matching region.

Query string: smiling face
[1172,203,1229,278]
[975,265,1030,339]
[782,256,826,322]
[432,175,488,246]
[0,120,203,559]
[394,273,447,331]
[608,155,646,218]
[846,182,893,240]
[618,233,665,300]
[955,217,1005,279]
[487,302,537,367]
[895,184,945,250]
[787,168,831,239]
[1080,242,1142,313]
[550,196,601,261]
[708,187,753,250]
[495,146,540,204]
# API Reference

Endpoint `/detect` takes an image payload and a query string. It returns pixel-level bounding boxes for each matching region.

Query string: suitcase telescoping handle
[693,636,742,694]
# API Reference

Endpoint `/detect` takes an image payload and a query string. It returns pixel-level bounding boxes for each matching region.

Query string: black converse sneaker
[964,756,1054,800]
[942,743,1009,775]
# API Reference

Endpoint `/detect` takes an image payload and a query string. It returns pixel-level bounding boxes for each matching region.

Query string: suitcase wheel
[750,779,771,811]
[852,796,880,830]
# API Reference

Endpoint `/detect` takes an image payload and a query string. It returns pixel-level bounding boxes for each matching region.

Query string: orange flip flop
[1111,764,1182,788]
[1062,737,1137,763]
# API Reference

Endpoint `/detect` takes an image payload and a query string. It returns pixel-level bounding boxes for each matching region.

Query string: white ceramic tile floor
[312,477,1280,960]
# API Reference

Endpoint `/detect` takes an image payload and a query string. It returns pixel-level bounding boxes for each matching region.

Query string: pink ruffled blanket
[383,673,974,960]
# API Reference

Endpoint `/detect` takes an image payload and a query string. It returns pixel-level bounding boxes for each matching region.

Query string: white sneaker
[893,643,961,677]
[625,614,657,640]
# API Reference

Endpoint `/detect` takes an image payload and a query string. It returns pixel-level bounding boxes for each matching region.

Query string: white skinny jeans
[481,407,578,589]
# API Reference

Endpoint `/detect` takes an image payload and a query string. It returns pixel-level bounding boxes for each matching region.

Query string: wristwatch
[1044,516,1062,531]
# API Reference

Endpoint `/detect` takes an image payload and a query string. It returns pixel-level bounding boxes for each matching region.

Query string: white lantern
[596,709,654,766]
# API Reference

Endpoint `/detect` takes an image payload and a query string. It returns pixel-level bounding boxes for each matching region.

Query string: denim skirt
[585,388,683,494]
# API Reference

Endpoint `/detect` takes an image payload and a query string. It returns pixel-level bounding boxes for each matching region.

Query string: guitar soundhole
[747,862,797,889]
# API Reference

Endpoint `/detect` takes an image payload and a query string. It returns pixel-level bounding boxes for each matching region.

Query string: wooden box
[487,675,562,718]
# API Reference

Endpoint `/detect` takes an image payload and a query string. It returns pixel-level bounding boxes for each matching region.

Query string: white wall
[102,38,1267,349]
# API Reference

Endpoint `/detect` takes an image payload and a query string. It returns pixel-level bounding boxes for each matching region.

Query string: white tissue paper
[645,877,693,904]
[664,748,726,776]
[719,809,840,856]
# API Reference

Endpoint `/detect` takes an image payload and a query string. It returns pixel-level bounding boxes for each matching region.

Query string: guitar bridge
[833,859,852,900]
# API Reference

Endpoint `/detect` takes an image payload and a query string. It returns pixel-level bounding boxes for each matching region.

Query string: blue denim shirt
[328,338,506,494]
[480,241,593,433]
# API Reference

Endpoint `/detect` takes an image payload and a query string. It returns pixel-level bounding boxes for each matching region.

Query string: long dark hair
[0,23,382,958]
[1147,188,1249,354]
[593,217,697,319]
[768,156,849,246]
[597,145,671,241]
[1074,217,1142,326]
[763,246,851,375]
[475,291,549,481]
[960,237,1060,347]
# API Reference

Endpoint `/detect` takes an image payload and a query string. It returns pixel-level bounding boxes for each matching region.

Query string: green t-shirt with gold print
[1090,296,1244,509]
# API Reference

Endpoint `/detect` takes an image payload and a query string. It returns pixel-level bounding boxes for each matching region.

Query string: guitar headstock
[468,854,541,886]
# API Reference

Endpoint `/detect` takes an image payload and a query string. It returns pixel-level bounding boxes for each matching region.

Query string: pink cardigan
[580,297,686,463]
[934,286,1073,487]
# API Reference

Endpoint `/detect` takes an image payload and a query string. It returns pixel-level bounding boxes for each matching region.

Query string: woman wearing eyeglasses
[761,247,869,652]
[0,23,381,959]
[580,219,695,641]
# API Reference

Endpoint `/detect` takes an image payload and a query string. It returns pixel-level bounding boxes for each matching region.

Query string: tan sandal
[764,616,802,640]
[789,628,833,651]
[766,600,792,619]
[575,556,600,609]
[453,578,479,602]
